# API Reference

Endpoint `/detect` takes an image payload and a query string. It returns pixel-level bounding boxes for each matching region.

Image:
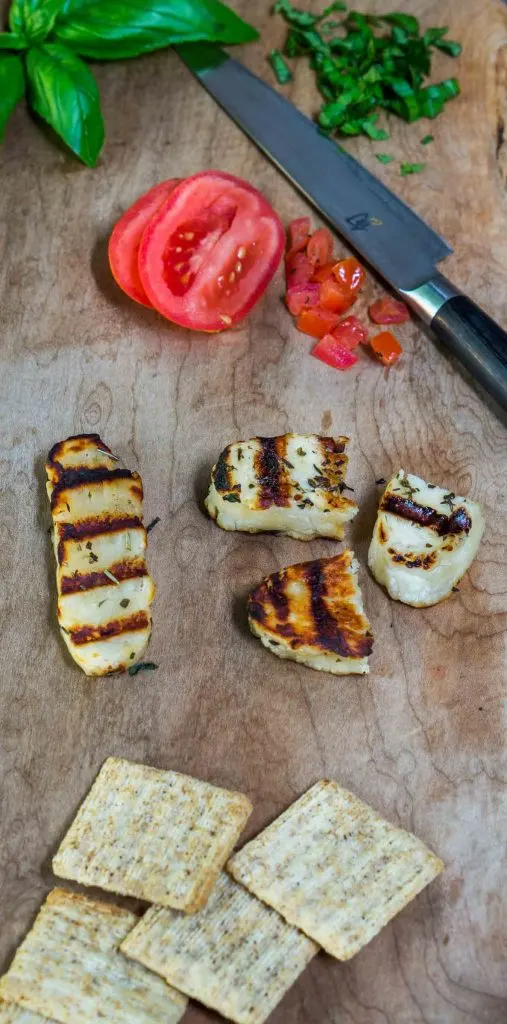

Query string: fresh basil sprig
[0,0,257,165]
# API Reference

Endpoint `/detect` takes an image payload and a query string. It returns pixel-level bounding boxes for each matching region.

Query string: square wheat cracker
[0,1001,56,1024]
[52,757,252,911]
[228,780,443,960]
[121,872,318,1024]
[0,889,186,1024]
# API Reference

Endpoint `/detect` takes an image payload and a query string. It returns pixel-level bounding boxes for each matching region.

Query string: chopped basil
[442,492,455,511]
[296,447,306,456]
[400,162,426,175]
[223,492,241,502]
[146,516,161,534]
[376,153,394,164]
[421,134,434,145]
[268,48,293,84]
[128,661,158,676]
[88,551,99,563]
[119,598,130,608]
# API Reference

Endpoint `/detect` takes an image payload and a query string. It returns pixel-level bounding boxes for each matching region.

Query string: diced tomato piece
[319,277,355,314]
[285,251,314,287]
[297,307,340,338]
[332,257,366,294]
[333,315,368,349]
[312,334,359,370]
[285,283,320,316]
[287,217,311,255]
[311,261,337,283]
[307,227,334,266]
[369,296,410,324]
[369,330,403,365]
[138,171,285,332]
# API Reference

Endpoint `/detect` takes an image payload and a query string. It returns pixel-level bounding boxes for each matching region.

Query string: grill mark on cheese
[70,610,150,645]
[46,433,107,472]
[381,494,472,536]
[56,515,143,563]
[51,467,140,509]
[213,448,234,493]
[304,558,372,658]
[254,436,291,509]
[61,559,148,594]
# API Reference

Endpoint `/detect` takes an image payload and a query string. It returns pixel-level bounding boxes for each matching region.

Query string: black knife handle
[401,274,507,410]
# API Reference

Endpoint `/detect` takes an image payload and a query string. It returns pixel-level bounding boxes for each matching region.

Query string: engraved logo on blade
[346,213,383,230]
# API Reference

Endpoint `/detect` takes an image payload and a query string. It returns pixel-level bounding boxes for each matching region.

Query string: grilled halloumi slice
[248,550,373,675]
[368,470,484,607]
[46,434,155,676]
[205,434,357,540]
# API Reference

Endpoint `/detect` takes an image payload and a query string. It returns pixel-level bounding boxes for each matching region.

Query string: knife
[178,43,507,410]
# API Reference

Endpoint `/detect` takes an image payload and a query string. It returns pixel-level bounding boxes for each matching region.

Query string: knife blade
[178,43,507,410]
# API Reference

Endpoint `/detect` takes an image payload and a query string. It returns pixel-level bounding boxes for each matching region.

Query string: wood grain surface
[1,0,506,1021]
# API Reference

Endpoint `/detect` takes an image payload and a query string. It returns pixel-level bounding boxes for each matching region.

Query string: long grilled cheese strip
[248,551,373,675]
[46,434,155,676]
[205,434,357,540]
[368,470,484,607]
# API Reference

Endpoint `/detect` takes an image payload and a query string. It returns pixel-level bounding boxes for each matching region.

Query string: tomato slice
[287,216,311,256]
[286,283,320,316]
[319,277,355,314]
[285,251,314,287]
[332,258,366,294]
[369,296,410,324]
[307,227,334,266]
[369,330,403,365]
[297,307,340,338]
[312,334,359,370]
[108,179,181,307]
[138,171,284,332]
[333,316,368,349]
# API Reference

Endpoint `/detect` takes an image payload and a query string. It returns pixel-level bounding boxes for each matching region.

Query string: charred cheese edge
[368,470,485,607]
[205,434,358,540]
[46,434,155,676]
[247,550,373,675]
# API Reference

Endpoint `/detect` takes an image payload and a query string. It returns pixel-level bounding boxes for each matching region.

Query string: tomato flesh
[312,334,359,370]
[307,227,334,266]
[369,296,410,324]
[319,277,355,314]
[287,216,311,256]
[285,251,314,287]
[333,258,366,294]
[311,261,337,283]
[138,171,285,332]
[370,330,403,365]
[333,316,368,349]
[286,283,320,316]
[297,307,340,338]
[108,179,181,307]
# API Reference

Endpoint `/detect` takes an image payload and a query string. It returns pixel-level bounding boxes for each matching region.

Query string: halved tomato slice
[108,179,181,307]
[138,171,285,332]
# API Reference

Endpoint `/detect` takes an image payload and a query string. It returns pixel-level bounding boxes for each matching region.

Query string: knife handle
[401,273,507,410]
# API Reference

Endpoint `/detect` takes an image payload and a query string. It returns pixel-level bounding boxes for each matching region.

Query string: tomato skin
[285,283,320,316]
[319,277,355,314]
[287,216,311,256]
[108,179,181,307]
[312,333,359,370]
[370,330,403,365]
[369,296,410,324]
[297,307,340,338]
[333,315,368,349]
[311,261,337,283]
[307,227,334,266]
[285,251,314,287]
[138,171,285,332]
[332,258,366,294]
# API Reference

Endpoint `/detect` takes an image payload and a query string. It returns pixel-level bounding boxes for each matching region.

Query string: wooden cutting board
[1,0,506,1020]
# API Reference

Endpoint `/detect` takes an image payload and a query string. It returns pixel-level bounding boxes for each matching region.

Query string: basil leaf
[0,54,25,141]
[268,49,293,84]
[26,43,104,166]
[9,0,66,44]
[382,13,419,37]
[0,32,26,49]
[54,0,258,59]
[400,161,425,175]
[433,38,461,58]
[375,153,394,163]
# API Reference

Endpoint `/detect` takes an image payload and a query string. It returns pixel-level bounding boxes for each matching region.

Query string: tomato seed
[175,262,185,272]
[229,271,236,283]
[235,262,243,274]
[183,232,195,240]
[217,275,225,288]
[237,246,246,259]
[175,246,182,253]
[220,314,232,325]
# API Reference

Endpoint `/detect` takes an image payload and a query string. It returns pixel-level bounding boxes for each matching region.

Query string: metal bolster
[399,273,462,324]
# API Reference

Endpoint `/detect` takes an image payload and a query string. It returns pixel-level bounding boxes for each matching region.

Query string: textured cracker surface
[122,872,317,1024]
[0,1001,56,1024]
[228,780,443,960]
[0,889,187,1024]
[52,757,252,910]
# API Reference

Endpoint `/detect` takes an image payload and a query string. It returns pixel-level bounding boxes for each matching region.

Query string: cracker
[52,758,252,911]
[228,780,443,960]
[121,872,317,1024]
[0,1001,56,1024]
[0,889,186,1024]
